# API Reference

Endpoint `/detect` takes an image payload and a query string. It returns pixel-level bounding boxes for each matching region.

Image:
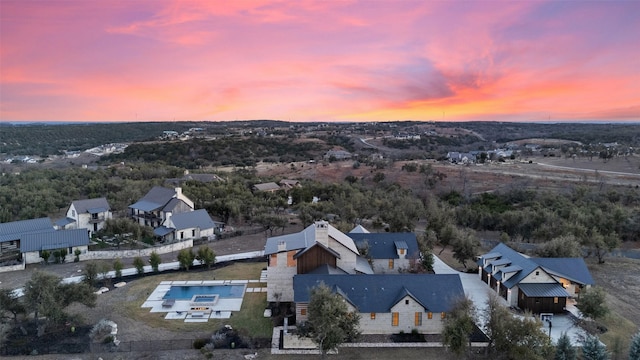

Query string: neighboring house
[129,187,194,228]
[348,232,420,274]
[154,209,218,242]
[477,243,593,314]
[0,218,89,264]
[165,172,224,186]
[21,229,90,264]
[56,197,112,236]
[253,182,281,193]
[294,274,464,334]
[324,149,352,161]
[264,221,373,302]
[446,151,476,164]
[279,179,301,190]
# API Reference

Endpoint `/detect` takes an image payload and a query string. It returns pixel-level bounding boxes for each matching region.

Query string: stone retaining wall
[80,240,194,260]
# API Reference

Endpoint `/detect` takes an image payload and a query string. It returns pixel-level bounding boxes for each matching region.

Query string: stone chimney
[278,240,287,252]
[315,221,329,247]
[175,187,182,197]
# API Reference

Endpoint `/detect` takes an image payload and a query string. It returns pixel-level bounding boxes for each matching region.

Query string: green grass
[598,310,637,357]
[121,262,271,337]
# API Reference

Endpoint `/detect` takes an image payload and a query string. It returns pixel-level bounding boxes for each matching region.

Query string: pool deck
[142,278,266,322]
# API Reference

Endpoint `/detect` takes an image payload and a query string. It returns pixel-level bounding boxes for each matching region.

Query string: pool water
[162,285,245,300]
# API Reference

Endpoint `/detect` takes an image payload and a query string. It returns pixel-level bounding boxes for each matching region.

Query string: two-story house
[348,232,420,274]
[129,187,194,228]
[153,209,218,242]
[56,198,112,236]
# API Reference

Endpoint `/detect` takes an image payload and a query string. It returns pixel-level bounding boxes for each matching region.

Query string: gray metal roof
[349,233,419,260]
[0,218,54,242]
[253,182,281,191]
[129,186,176,210]
[349,225,370,234]
[169,209,215,231]
[20,229,89,252]
[71,198,110,214]
[55,217,76,227]
[153,226,174,237]
[293,274,465,313]
[518,283,570,298]
[355,256,374,274]
[264,222,360,256]
[533,258,594,285]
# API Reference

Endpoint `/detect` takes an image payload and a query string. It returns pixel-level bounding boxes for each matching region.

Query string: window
[388,259,394,269]
[554,297,559,304]
[535,271,540,276]
[428,312,433,319]
[300,308,307,316]
[180,231,184,239]
[399,249,405,255]
[415,312,422,326]
[392,312,399,326]
[370,313,376,320]
[71,210,75,217]
[441,312,446,319]
[192,229,196,237]
[405,299,409,305]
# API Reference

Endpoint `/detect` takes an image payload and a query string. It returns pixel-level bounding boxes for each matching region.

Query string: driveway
[433,255,586,345]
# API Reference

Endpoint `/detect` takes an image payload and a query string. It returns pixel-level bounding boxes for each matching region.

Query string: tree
[113,258,123,279]
[196,246,216,269]
[582,334,610,360]
[484,293,553,359]
[629,331,640,360]
[40,250,50,264]
[299,283,360,357]
[555,332,577,360]
[0,288,26,324]
[149,251,161,272]
[537,235,582,258]
[83,261,99,287]
[133,256,145,275]
[23,271,96,333]
[577,287,609,320]
[451,229,479,269]
[442,296,476,357]
[177,248,195,271]
[421,247,435,273]
[74,249,82,262]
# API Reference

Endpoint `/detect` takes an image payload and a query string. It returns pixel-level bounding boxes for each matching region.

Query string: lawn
[120,262,272,338]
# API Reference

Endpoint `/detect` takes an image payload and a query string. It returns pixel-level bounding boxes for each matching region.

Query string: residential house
[253,182,281,193]
[165,171,224,186]
[446,151,476,164]
[324,149,353,161]
[153,209,218,242]
[129,187,194,228]
[348,232,420,274]
[279,179,301,190]
[56,197,112,236]
[477,243,593,314]
[294,274,464,334]
[0,218,89,264]
[264,221,373,302]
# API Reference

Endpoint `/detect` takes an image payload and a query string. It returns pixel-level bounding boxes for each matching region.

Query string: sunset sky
[1,1,639,123]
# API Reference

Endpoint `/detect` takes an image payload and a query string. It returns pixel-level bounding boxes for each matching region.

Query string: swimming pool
[162,285,245,300]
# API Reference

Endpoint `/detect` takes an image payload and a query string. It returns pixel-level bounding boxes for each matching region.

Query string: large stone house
[56,197,112,236]
[477,243,593,314]
[129,187,194,228]
[294,274,464,334]
[264,221,466,335]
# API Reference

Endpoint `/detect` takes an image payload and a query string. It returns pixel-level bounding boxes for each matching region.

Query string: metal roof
[349,225,370,234]
[533,258,594,285]
[169,209,215,231]
[264,221,360,256]
[71,198,110,214]
[349,233,419,260]
[55,217,76,227]
[0,218,54,242]
[355,256,374,274]
[518,283,570,298]
[153,226,174,237]
[293,274,465,313]
[129,186,176,211]
[253,182,281,191]
[20,229,89,252]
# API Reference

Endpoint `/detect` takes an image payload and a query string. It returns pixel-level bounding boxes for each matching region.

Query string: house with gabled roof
[279,179,301,190]
[477,243,593,314]
[294,274,465,334]
[264,221,373,302]
[56,197,112,236]
[0,218,90,265]
[348,232,420,274]
[153,209,219,242]
[129,187,194,228]
[253,182,281,193]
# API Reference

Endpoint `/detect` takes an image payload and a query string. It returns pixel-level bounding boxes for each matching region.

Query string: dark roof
[306,264,348,275]
[55,217,76,227]
[480,243,541,289]
[163,197,186,212]
[533,258,594,285]
[71,198,110,213]
[518,283,570,298]
[129,186,176,211]
[0,218,54,242]
[20,229,89,252]
[153,226,174,237]
[169,209,215,231]
[253,182,280,192]
[293,274,464,313]
[349,233,419,260]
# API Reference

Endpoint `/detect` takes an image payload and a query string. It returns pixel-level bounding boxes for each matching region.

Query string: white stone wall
[370,258,412,274]
[328,238,358,274]
[0,262,25,273]
[80,240,193,261]
[520,267,556,284]
[267,251,297,302]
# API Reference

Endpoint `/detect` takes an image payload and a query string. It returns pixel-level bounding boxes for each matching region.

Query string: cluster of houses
[264,221,594,336]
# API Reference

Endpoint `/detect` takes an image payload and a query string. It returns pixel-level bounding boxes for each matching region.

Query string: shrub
[193,338,208,350]
[74,249,81,262]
